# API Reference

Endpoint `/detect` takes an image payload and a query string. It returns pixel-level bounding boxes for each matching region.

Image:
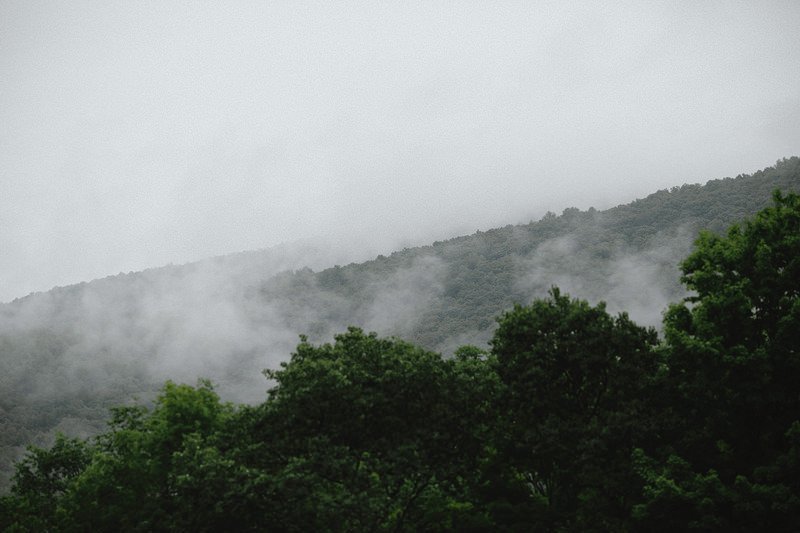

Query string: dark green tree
[248,327,501,531]
[0,434,92,532]
[54,381,235,532]
[491,288,659,530]
[639,191,800,530]
[4,189,799,530]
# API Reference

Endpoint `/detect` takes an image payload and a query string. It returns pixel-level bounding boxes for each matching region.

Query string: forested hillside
[2,188,799,530]
[262,157,800,351]
[1,157,799,492]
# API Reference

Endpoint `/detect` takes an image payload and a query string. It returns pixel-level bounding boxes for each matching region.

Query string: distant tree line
[2,191,799,530]
[1,158,798,492]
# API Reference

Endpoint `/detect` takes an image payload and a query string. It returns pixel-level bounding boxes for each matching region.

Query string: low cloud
[514,225,694,329]
[362,255,446,337]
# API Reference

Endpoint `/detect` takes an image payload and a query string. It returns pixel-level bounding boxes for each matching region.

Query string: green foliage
[2,158,799,492]
[648,191,800,530]
[3,164,800,529]
[0,381,238,531]
[492,289,659,530]
[0,435,92,532]
[252,328,502,530]
[1,334,504,531]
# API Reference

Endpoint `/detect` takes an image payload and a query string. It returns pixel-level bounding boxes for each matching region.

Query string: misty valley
[2,158,800,530]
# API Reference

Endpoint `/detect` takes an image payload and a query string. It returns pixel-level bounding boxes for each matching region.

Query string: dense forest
[1,158,799,506]
[2,187,799,530]
[1,158,799,491]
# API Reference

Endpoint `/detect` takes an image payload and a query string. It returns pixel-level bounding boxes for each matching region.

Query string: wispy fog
[2,1,799,302]
[514,226,694,329]
[0,177,780,489]
[0,239,417,404]
[1,218,693,409]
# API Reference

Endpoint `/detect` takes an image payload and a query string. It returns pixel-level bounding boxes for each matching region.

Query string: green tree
[249,327,501,531]
[0,434,92,531]
[491,288,659,530]
[56,381,235,532]
[646,191,800,529]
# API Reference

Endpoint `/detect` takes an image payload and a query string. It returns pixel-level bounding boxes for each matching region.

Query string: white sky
[1,0,799,302]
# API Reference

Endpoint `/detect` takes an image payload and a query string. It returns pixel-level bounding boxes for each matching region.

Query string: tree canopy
[2,158,798,492]
[2,190,800,530]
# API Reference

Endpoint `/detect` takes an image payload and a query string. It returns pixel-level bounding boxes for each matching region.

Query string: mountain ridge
[1,156,799,490]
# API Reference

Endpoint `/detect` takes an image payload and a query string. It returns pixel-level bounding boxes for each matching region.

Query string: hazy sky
[1,1,798,302]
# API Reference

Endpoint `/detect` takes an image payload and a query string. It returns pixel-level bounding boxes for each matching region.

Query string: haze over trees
[2,185,799,530]
[1,159,799,490]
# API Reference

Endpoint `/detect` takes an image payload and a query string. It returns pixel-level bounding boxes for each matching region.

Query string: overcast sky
[1,1,798,302]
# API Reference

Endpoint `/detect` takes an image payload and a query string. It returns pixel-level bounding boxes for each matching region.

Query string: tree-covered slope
[1,157,798,491]
[3,189,799,530]
[259,157,800,350]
